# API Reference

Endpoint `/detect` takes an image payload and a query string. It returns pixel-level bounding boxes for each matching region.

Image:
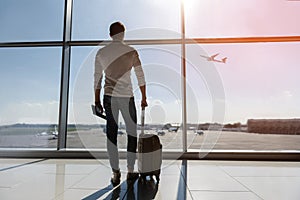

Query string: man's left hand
[141,99,148,108]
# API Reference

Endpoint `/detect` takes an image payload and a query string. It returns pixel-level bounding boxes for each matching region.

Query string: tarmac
[1,129,300,151]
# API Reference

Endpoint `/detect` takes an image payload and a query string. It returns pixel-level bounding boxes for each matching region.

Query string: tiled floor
[0,159,300,200]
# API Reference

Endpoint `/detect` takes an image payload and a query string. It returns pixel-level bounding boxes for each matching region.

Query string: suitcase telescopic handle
[141,107,145,134]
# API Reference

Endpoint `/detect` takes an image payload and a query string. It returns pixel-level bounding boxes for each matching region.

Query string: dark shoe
[111,171,121,186]
[127,172,139,181]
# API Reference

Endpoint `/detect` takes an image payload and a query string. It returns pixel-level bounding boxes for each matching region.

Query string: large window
[0,0,64,42]
[67,45,183,150]
[0,0,300,158]
[186,42,300,152]
[185,0,300,38]
[67,46,100,149]
[72,0,181,40]
[0,48,61,148]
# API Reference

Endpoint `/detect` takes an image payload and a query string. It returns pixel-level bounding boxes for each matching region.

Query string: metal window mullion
[181,0,187,153]
[2,36,300,48]
[58,0,73,150]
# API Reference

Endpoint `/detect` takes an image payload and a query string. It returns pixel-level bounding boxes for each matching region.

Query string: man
[94,22,147,185]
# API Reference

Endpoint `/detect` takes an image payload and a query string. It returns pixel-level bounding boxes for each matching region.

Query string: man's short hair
[109,22,125,37]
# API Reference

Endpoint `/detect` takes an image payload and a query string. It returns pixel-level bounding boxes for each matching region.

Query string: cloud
[283,90,293,98]
[1,101,59,125]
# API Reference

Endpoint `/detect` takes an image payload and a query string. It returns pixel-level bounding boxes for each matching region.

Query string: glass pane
[0,0,64,42]
[185,0,300,38]
[186,42,300,152]
[135,45,182,152]
[72,0,181,40]
[186,44,225,154]
[67,46,97,149]
[67,44,183,152]
[0,47,61,148]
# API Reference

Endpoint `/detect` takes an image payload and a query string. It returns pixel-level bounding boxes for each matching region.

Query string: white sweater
[94,41,146,97]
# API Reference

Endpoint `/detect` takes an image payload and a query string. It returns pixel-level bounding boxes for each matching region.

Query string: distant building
[247,119,300,134]
[197,123,223,131]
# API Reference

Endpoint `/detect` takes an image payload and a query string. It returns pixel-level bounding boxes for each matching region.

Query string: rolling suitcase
[138,107,162,183]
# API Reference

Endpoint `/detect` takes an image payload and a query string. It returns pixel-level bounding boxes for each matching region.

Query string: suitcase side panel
[138,134,162,173]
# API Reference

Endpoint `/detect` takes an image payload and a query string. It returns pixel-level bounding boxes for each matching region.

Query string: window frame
[1,0,300,160]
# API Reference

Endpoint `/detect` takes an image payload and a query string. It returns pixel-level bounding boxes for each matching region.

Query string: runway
[1,128,300,151]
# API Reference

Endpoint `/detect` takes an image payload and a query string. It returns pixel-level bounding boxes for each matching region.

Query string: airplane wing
[200,55,208,58]
[211,53,219,59]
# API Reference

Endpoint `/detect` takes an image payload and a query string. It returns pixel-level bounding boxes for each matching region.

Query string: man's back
[95,41,143,97]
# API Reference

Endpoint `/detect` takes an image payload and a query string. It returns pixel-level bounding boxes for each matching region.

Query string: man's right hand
[95,102,103,113]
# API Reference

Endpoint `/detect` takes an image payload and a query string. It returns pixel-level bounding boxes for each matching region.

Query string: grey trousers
[103,95,137,172]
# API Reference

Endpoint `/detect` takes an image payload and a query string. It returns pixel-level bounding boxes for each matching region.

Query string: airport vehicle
[195,130,204,135]
[168,127,179,132]
[157,130,165,136]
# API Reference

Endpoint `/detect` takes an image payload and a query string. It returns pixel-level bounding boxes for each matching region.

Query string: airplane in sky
[200,53,227,63]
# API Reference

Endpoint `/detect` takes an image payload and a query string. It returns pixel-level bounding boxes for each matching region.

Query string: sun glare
[183,0,208,16]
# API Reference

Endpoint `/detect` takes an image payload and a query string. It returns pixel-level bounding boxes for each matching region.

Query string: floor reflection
[82,177,159,200]
[136,178,158,200]
[177,160,187,200]
[82,161,189,199]
[55,163,66,198]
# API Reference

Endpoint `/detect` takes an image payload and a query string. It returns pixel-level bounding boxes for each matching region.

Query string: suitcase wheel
[155,174,160,184]
[140,174,147,183]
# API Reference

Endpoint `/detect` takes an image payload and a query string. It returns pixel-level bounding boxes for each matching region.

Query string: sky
[0,0,300,125]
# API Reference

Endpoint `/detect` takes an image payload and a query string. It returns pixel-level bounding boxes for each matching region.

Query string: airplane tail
[222,57,227,63]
